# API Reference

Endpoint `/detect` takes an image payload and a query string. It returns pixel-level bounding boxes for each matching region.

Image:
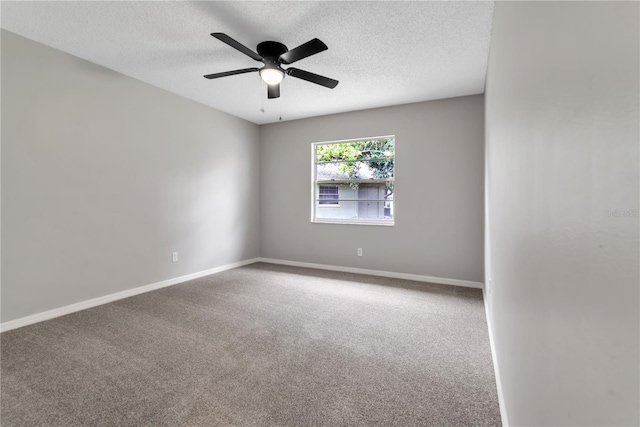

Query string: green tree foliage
[316,138,395,188]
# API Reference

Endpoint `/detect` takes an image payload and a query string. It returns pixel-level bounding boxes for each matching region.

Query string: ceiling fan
[204,33,339,99]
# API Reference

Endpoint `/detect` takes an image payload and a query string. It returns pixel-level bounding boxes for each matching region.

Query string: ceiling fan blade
[286,68,339,89]
[211,33,263,62]
[203,68,259,79]
[268,83,280,99]
[279,38,327,64]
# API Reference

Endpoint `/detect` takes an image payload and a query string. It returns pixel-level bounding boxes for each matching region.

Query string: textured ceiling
[1,1,494,124]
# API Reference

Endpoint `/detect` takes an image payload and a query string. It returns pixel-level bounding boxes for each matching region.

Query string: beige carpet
[1,262,501,426]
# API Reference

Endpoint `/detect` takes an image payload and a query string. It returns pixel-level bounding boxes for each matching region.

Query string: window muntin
[312,136,395,225]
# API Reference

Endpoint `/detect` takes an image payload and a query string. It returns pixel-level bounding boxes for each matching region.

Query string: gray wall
[1,31,261,323]
[485,2,639,426]
[260,96,484,282]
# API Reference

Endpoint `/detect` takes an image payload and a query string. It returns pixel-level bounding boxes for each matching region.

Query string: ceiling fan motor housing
[257,41,288,61]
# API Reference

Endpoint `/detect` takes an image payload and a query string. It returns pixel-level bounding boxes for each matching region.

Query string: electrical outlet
[357,248,363,257]
[172,252,178,262]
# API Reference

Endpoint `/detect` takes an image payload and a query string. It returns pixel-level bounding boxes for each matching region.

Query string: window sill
[311,219,395,227]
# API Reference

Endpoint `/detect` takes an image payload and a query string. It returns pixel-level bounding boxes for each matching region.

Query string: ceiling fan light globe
[260,68,284,85]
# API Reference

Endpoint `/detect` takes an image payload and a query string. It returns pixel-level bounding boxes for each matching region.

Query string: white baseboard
[0,258,261,333]
[257,257,483,289]
[483,289,509,426]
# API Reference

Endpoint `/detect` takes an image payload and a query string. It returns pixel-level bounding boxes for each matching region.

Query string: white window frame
[311,135,395,226]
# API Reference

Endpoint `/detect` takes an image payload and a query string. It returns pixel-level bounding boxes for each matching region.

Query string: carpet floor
[1,263,501,426]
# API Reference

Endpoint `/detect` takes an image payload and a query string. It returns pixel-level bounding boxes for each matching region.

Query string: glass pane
[316,161,394,181]
[316,200,358,220]
[315,138,395,181]
[316,200,394,221]
[315,182,394,220]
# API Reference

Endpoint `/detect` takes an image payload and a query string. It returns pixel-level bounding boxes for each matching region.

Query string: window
[312,136,395,225]
[318,185,339,205]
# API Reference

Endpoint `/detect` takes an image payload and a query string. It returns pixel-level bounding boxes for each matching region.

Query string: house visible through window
[312,136,395,225]
[318,185,339,205]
